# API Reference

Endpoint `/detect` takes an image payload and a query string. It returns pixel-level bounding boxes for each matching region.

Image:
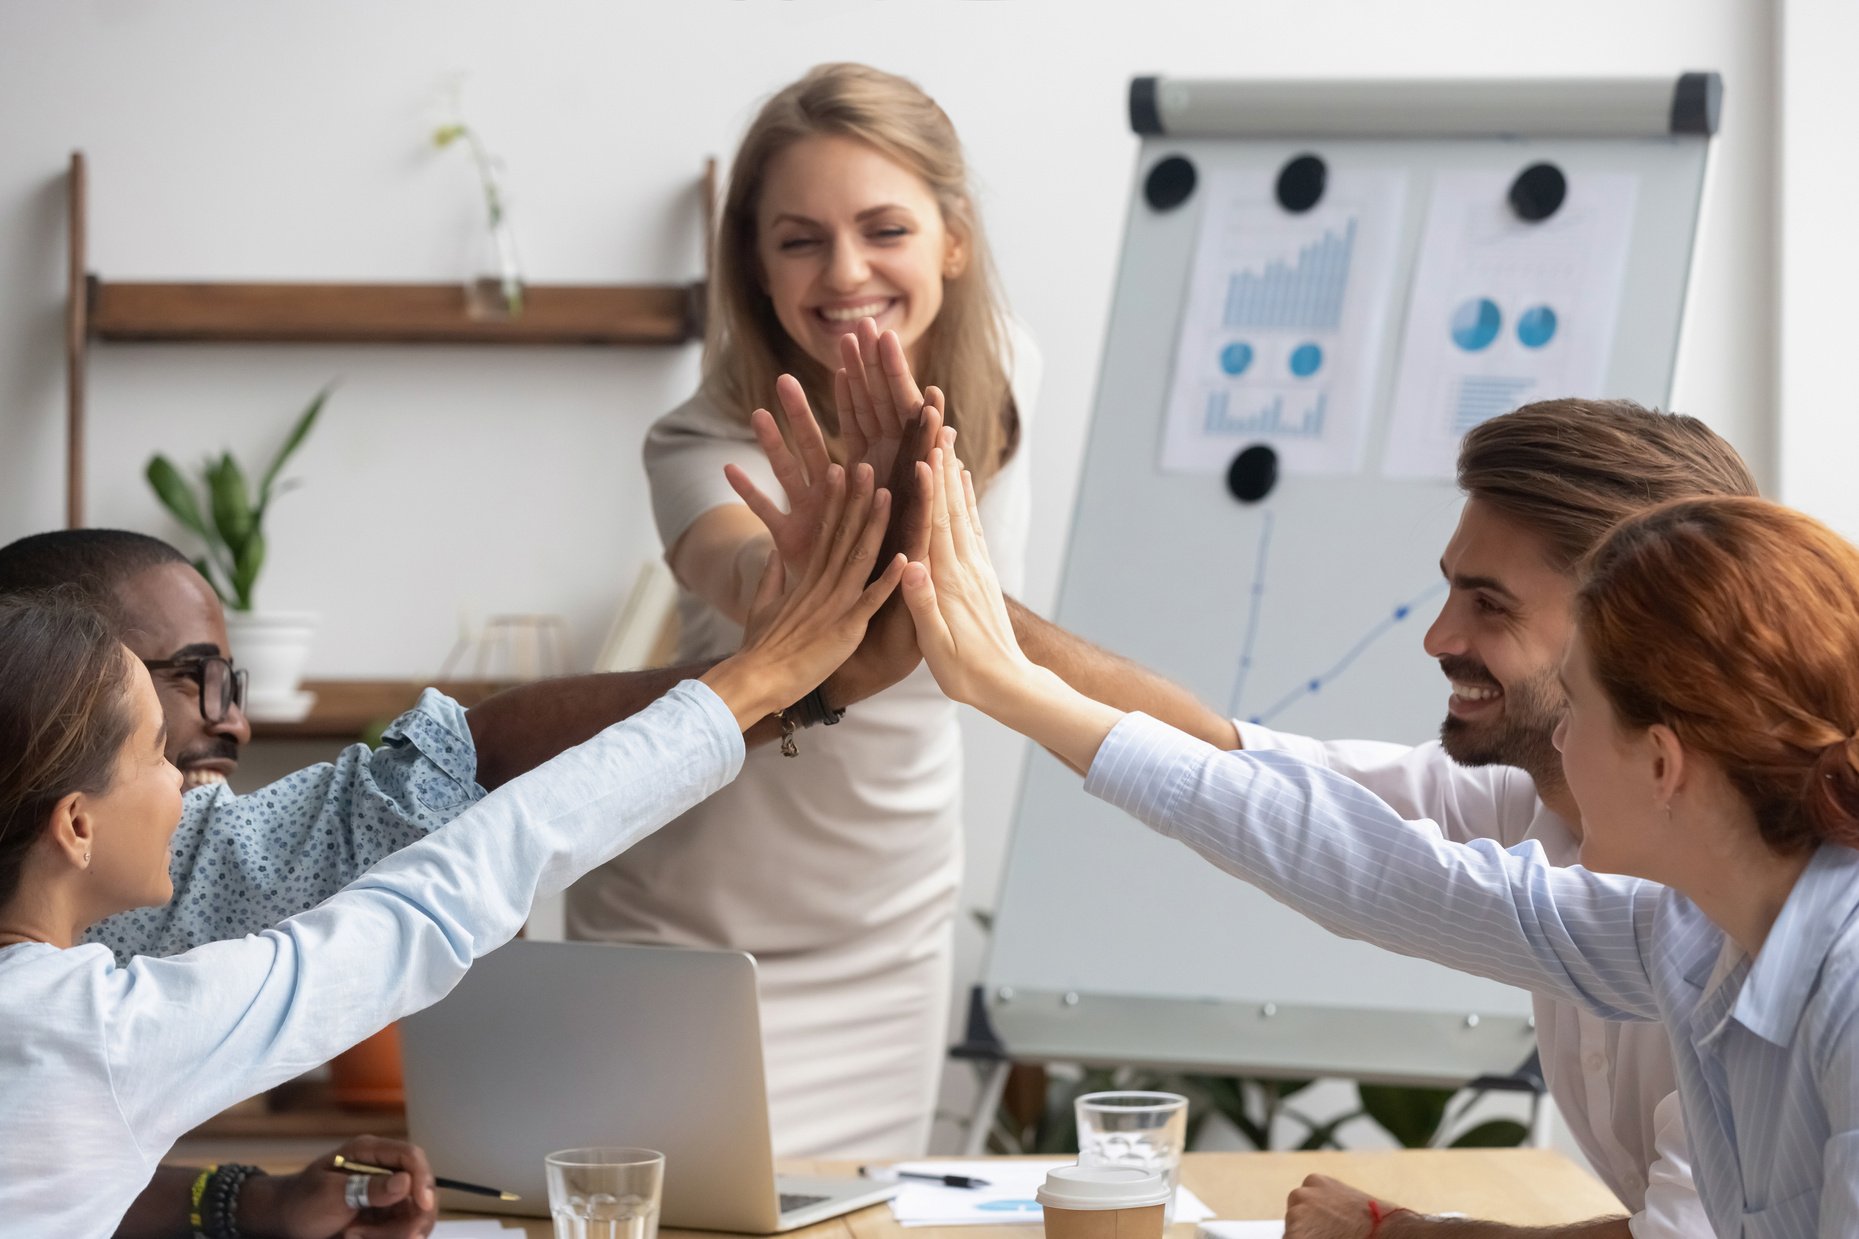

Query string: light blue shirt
[1085,713,1859,1238]
[0,681,743,1239]
[87,689,483,962]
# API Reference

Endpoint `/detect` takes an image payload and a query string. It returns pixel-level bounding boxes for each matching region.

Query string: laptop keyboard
[779,1193,831,1214]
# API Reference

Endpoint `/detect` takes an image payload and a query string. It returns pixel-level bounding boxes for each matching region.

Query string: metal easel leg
[962,1059,1013,1156]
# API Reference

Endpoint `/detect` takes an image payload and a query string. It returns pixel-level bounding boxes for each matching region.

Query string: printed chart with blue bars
[1223,218,1356,333]
[1162,167,1404,477]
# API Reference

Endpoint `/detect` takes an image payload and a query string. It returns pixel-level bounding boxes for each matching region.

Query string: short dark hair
[1456,399,1759,572]
[0,530,188,625]
[0,591,140,909]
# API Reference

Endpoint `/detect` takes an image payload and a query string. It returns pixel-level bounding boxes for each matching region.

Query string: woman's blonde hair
[704,62,1019,493]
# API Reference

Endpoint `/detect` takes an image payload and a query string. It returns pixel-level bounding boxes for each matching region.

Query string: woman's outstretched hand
[724,374,840,575]
[726,319,943,579]
[703,460,905,731]
[899,429,1036,708]
[901,431,1124,773]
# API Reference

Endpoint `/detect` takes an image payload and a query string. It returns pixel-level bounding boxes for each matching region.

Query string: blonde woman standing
[566,63,1037,1157]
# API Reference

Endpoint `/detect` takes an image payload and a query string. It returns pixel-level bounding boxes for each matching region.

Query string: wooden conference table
[437,1151,1624,1236]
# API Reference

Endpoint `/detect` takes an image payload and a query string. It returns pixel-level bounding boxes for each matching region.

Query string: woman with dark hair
[903,439,1859,1235]
[0,474,901,1239]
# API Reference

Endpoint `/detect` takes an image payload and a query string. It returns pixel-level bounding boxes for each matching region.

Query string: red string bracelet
[1367,1200,1416,1236]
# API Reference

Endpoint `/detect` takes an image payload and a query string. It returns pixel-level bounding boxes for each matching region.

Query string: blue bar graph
[1452,376,1537,434]
[1205,391,1329,439]
[1223,219,1356,332]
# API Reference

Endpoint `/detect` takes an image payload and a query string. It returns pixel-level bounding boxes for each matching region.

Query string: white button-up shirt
[1092,715,1859,1236]
[0,682,743,1239]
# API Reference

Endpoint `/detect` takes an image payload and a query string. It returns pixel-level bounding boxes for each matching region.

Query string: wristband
[792,686,845,729]
[189,1165,218,1237]
[776,687,846,757]
[1367,1200,1415,1236]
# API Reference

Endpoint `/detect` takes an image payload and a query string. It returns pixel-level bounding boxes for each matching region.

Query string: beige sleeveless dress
[566,332,1038,1157]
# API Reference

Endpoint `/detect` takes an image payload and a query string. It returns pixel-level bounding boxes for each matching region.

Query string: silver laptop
[400,939,898,1232]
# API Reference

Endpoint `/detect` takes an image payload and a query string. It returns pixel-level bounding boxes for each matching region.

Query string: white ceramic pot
[223,610,319,722]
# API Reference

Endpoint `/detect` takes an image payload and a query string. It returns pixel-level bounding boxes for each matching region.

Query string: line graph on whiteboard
[1227,511,1447,725]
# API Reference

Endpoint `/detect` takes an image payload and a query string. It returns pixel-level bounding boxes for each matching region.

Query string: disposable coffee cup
[1036,1165,1169,1239]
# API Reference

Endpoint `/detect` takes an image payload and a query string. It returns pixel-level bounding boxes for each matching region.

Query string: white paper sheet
[429,1221,521,1238]
[1382,170,1639,479]
[885,1159,1214,1227]
[1198,1222,1285,1239]
[1160,167,1406,478]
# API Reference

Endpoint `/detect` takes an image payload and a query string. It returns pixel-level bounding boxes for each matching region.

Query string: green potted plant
[145,386,329,722]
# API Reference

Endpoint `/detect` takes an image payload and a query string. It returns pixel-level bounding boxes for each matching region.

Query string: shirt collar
[1731,844,1859,1046]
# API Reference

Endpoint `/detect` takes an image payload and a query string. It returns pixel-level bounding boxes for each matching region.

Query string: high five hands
[724,318,944,579]
[726,319,946,703]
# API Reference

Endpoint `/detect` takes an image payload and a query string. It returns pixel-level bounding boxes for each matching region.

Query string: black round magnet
[1275,154,1327,213]
[1508,162,1567,222]
[1226,444,1279,504]
[1144,155,1197,212]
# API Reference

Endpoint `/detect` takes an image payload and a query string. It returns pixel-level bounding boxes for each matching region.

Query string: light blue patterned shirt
[1086,713,1859,1238]
[87,689,483,963]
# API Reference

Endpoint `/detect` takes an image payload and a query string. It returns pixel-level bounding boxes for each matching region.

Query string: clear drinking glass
[546,1147,664,1239]
[1074,1091,1188,1221]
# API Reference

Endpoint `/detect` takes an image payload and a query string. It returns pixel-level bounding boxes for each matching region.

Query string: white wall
[1777,0,1859,530]
[0,0,1777,1154]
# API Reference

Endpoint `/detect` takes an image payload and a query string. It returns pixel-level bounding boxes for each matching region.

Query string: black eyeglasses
[142,655,250,724]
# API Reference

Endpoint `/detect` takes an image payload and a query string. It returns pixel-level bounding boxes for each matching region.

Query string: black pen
[860,1165,991,1190]
[333,1154,521,1202]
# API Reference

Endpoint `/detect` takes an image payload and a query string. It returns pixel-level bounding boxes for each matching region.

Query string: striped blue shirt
[1086,713,1859,1238]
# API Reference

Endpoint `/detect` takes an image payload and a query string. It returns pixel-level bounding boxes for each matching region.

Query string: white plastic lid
[1035,1165,1170,1211]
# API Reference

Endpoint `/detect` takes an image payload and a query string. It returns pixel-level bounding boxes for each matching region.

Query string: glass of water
[1074,1091,1188,1221]
[545,1146,664,1239]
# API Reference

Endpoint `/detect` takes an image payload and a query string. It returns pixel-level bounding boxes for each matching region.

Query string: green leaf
[1358,1084,1455,1149]
[1293,1110,1360,1151]
[1449,1119,1531,1148]
[230,527,265,612]
[208,453,255,552]
[1265,1077,1317,1101]
[145,456,210,538]
[433,123,466,148]
[257,385,330,512]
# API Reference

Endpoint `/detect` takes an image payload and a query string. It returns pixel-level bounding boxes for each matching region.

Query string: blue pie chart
[1288,343,1323,377]
[1219,341,1254,376]
[1517,305,1558,349]
[1451,298,1502,352]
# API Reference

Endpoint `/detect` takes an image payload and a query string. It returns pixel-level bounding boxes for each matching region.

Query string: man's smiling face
[110,562,251,788]
[1421,499,1578,796]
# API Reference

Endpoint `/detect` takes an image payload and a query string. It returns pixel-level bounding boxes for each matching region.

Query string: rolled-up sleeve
[88,689,486,962]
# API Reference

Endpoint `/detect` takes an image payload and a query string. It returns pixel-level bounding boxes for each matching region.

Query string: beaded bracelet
[203,1163,265,1239]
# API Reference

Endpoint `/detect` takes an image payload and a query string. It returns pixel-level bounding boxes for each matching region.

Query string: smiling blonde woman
[565,62,1037,1158]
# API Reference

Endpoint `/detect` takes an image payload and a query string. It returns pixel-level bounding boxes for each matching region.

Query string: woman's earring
[82,851,91,866]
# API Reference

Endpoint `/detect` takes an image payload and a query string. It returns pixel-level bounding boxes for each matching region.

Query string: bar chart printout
[1161,167,1406,477]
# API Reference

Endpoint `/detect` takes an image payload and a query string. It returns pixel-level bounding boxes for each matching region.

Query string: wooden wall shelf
[249,678,518,741]
[89,278,699,346]
[62,149,717,525]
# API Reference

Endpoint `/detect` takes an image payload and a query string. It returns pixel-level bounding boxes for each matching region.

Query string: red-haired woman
[904,439,1859,1236]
